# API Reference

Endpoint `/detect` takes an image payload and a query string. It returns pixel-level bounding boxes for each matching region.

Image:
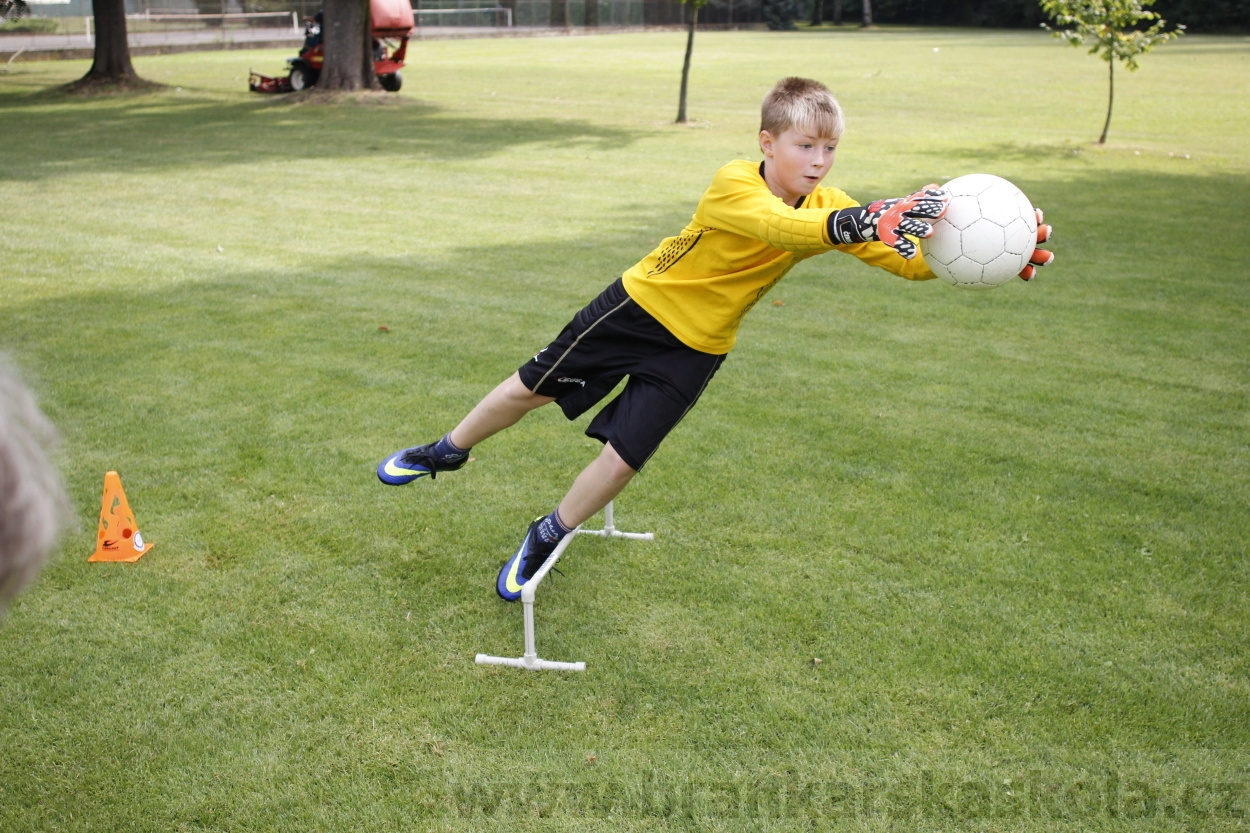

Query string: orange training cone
[88,471,153,563]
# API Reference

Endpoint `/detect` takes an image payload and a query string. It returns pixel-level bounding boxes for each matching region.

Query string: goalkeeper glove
[1018,209,1054,281]
[827,185,950,260]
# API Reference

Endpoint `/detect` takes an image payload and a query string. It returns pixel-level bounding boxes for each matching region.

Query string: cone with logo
[88,471,153,563]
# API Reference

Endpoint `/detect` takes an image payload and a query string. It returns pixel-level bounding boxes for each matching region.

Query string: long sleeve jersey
[621,158,936,355]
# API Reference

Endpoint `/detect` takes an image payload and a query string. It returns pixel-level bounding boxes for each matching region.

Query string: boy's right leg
[379,278,633,487]
[377,373,553,485]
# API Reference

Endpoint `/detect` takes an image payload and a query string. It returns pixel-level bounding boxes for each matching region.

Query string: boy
[378,77,1054,601]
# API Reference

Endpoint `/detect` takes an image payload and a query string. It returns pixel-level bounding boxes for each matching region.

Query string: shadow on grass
[0,88,650,180]
[3,160,1248,330]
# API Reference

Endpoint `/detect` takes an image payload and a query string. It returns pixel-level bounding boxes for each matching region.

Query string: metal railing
[413,6,512,27]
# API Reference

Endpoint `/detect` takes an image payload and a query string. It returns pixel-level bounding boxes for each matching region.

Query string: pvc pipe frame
[475,500,652,671]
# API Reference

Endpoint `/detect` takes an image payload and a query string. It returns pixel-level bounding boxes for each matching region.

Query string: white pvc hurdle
[475,500,652,671]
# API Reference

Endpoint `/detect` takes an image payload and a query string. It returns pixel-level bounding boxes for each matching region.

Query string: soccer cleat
[496,518,559,602]
[376,443,465,485]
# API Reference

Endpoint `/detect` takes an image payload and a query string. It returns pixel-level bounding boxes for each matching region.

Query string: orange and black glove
[827,185,951,259]
[1019,209,1055,281]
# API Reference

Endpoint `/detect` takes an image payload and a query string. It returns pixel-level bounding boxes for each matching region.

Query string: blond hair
[0,358,70,609]
[760,77,844,139]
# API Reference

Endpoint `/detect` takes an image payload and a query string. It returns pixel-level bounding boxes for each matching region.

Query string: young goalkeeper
[378,77,1054,601]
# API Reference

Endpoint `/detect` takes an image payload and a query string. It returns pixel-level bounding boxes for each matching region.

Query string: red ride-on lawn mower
[249,0,413,94]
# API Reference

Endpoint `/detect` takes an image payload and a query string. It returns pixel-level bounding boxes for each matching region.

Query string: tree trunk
[584,0,598,27]
[861,0,871,27]
[675,5,697,124]
[81,0,137,83]
[809,0,823,26]
[549,0,568,28]
[1098,59,1114,144]
[832,0,841,25]
[320,0,375,92]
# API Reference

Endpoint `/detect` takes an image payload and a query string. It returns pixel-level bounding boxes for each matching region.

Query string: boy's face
[759,126,839,206]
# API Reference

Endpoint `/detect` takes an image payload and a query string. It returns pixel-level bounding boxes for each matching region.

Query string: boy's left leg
[496,442,636,601]
[496,337,725,601]
[555,442,637,528]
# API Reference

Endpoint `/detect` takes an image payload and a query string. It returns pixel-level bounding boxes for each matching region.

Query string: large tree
[319,0,376,91]
[1041,0,1184,144]
[675,0,708,123]
[69,0,143,88]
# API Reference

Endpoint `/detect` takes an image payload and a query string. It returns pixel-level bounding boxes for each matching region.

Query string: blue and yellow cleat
[496,518,557,602]
[377,443,465,485]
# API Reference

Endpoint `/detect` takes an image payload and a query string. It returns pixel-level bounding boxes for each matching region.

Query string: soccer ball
[920,173,1037,290]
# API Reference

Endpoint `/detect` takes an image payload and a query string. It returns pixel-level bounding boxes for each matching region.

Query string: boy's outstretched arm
[827,185,951,260]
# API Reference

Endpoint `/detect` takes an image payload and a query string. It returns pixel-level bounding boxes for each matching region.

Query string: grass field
[1,27,1248,832]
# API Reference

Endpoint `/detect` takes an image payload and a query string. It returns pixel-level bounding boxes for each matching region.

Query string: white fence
[126,10,300,30]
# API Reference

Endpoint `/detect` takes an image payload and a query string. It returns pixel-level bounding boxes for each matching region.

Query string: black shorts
[518,279,726,471]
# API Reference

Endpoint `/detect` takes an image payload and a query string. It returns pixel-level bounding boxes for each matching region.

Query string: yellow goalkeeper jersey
[622,158,936,355]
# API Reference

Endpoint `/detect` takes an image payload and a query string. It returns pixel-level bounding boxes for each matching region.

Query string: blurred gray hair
[0,358,71,609]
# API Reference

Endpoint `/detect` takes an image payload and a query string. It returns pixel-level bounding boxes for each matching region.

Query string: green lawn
[1,27,1247,831]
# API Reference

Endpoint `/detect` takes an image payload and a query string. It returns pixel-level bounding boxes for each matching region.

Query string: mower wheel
[289,63,316,92]
[378,71,402,92]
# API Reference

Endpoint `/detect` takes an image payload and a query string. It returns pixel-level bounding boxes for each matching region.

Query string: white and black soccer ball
[921,173,1037,290]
